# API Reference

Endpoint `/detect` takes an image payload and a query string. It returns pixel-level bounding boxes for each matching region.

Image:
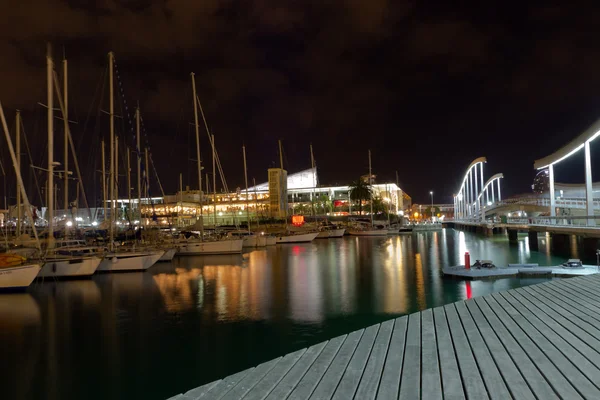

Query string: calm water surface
[0,230,581,399]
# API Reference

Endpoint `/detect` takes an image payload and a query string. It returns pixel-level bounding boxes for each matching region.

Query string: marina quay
[6,4,600,400]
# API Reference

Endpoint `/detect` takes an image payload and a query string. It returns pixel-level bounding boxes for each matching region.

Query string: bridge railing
[507,215,600,228]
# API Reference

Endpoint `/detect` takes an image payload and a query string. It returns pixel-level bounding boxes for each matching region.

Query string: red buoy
[465,251,471,269]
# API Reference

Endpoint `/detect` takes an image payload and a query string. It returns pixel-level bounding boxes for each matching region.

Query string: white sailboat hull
[349,230,388,236]
[316,228,346,238]
[97,251,163,272]
[37,256,101,278]
[242,235,268,248]
[265,236,277,246]
[158,248,177,262]
[177,239,243,255]
[276,232,319,243]
[0,264,41,290]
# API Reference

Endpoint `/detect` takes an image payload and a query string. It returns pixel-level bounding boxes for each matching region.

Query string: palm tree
[349,179,372,215]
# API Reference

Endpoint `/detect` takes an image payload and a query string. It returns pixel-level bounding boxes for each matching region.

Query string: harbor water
[0,229,581,400]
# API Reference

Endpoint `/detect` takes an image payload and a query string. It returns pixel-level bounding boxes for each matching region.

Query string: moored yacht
[316,225,346,238]
[227,231,267,248]
[177,237,243,255]
[37,254,101,279]
[0,253,41,290]
[158,248,177,261]
[97,249,164,272]
[276,231,319,243]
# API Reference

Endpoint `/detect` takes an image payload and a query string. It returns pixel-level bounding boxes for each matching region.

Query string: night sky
[2,1,600,205]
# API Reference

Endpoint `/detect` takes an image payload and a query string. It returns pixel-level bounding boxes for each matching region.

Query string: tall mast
[145,148,150,206]
[108,51,115,249]
[369,150,373,227]
[243,144,250,233]
[63,56,69,214]
[127,147,131,220]
[278,140,283,169]
[310,143,316,219]
[0,104,41,250]
[179,173,183,227]
[101,139,107,224]
[190,72,204,238]
[115,135,119,221]
[47,44,55,249]
[136,108,141,218]
[253,177,259,227]
[212,133,217,226]
[16,110,21,236]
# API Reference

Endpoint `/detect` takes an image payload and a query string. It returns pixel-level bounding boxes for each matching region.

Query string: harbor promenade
[168,274,600,399]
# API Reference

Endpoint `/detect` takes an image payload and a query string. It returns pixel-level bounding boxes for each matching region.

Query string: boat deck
[167,273,600,399]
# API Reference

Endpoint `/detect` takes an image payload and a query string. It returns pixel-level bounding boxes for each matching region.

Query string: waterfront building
[126,167,409,226]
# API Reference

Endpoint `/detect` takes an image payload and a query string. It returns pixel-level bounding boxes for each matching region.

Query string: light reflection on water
[0,229,581,400]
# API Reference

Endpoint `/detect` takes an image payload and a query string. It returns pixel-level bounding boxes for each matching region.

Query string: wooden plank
[264,341,328,400]
[376,316,408,400]
[506,289,600,380]
[332,324,380,400]
[541,282,600,327]
[483,294,581,399]
[308,329,364,399]
[399,313,421,400]
[354,320,394,400]
[220,357,282,399]
[196,368,254,399]
[432,307,465,400]
[419,309,442,400]
[454,301,512,399]
[472,297,558,400]
[444,304,489,400]
[493,292,600,398]
[532,282,600,328]
[182,380,221,399]
[242,348,306,400]
[463,300,534,399]
[285,334,348,400]
[522,285,600,350]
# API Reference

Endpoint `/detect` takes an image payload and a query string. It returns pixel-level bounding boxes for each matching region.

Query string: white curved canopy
[457,157,486,194]
[534,118,600,170]
[476,173,504,201]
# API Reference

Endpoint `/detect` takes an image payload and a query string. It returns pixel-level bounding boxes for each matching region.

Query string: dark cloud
[2,1,600,203]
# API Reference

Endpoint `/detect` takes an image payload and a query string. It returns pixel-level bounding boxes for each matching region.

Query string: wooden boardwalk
[168,274,600,399]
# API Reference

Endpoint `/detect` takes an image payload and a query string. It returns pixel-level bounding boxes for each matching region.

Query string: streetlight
[430,191,434,221]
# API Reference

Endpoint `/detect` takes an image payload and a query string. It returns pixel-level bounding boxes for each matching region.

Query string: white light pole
[430,191,434,221]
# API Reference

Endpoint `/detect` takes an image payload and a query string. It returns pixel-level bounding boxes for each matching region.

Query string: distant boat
[37,255,101,279]
[97,249,164,272]
[276,232,319,243]
[177,238,243,255]
[227,231,267,248]
[349,150,387,237]
[316,226,346,238]
[158,248,177,262]
[348,228,388,237]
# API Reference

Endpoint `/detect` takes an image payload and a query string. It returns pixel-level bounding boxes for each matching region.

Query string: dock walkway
[168,274,600,399]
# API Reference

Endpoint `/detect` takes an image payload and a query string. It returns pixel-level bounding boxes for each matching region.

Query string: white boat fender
[111,257,118,264]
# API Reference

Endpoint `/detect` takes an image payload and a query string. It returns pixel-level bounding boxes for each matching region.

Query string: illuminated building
[100,167,410,226]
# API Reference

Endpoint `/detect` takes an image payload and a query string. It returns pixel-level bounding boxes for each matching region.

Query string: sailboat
[176,72,243,255]
[35,47,102,278]
[272,140,318,244]
[309,144,345,239]
[96,52,164,272]
[0,104,41,289]
[349,150,388,236]
[228,145,267,248]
